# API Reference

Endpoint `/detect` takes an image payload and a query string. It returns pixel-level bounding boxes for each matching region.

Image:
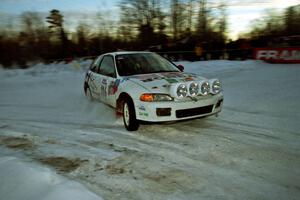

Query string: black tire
[84,82,88,94]
[84,84,94,101]
[123,98,139,131]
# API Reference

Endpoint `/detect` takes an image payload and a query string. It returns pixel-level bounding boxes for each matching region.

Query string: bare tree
[197,0,208,37]
[119,0,167,47]
[285,5,300,36]
[17,11,53,65]
[216,1,227,41]
[187,0,195,32]
[76,22,90,56]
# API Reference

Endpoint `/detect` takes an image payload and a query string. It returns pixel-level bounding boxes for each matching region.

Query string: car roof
[107,51,154,56]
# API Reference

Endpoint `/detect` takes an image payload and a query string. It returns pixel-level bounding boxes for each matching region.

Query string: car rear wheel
[123,99,139,131]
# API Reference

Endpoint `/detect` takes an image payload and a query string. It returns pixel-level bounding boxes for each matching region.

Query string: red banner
[254,47,300,63]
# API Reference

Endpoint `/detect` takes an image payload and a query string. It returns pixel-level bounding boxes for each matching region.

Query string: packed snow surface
[0,156,103,200]
[0,59,299,200]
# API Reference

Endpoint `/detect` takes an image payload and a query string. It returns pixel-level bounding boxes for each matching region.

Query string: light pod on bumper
[198,81,210,95]
[187,82,199,97]
[170,83,188,99]
[209,79,221,94]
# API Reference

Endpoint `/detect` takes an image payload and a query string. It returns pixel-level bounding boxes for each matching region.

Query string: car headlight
[188,82,199,97]
[210,79,221,94]
[199,81,210,95]
[140,93,173,102]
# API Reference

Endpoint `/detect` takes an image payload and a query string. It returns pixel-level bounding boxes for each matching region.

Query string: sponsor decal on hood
[124,72,205,93]
[129,72,198,83]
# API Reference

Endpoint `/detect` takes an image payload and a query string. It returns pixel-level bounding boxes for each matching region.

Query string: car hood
[123,72,207,94]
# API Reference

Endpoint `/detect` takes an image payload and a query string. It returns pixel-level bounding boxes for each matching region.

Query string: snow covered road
[0,60,299,200]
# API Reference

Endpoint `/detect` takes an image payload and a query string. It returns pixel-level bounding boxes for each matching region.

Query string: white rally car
[84,51,223,131]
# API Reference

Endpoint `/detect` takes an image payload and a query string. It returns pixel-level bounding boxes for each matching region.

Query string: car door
[87,56,102,100]
[97,55,117,106]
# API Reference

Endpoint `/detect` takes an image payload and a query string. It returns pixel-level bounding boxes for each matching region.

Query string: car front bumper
[135,93,223,122]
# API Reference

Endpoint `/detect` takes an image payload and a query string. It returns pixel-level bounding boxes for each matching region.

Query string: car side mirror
[177,64,184,72]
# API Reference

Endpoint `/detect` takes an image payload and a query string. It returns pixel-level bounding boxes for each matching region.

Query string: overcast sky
[0,0,299,39]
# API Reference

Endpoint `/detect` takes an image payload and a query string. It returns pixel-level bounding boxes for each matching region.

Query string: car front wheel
[123,99,139,131]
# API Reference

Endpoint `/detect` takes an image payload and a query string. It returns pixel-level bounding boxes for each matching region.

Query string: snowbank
[0,156,103,200]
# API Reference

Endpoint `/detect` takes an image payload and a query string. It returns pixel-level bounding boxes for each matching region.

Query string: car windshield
[115,53,179,76]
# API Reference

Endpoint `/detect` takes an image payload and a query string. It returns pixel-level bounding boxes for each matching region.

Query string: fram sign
[254,47,300,63]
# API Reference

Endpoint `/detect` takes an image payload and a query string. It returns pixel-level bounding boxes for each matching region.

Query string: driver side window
[90,56,101,73]
[99,55,116,78]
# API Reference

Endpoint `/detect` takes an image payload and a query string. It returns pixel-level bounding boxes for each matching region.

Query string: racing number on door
[100,78,107,101]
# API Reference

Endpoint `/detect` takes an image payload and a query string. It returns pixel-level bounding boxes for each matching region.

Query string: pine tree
[46,9,69,58]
